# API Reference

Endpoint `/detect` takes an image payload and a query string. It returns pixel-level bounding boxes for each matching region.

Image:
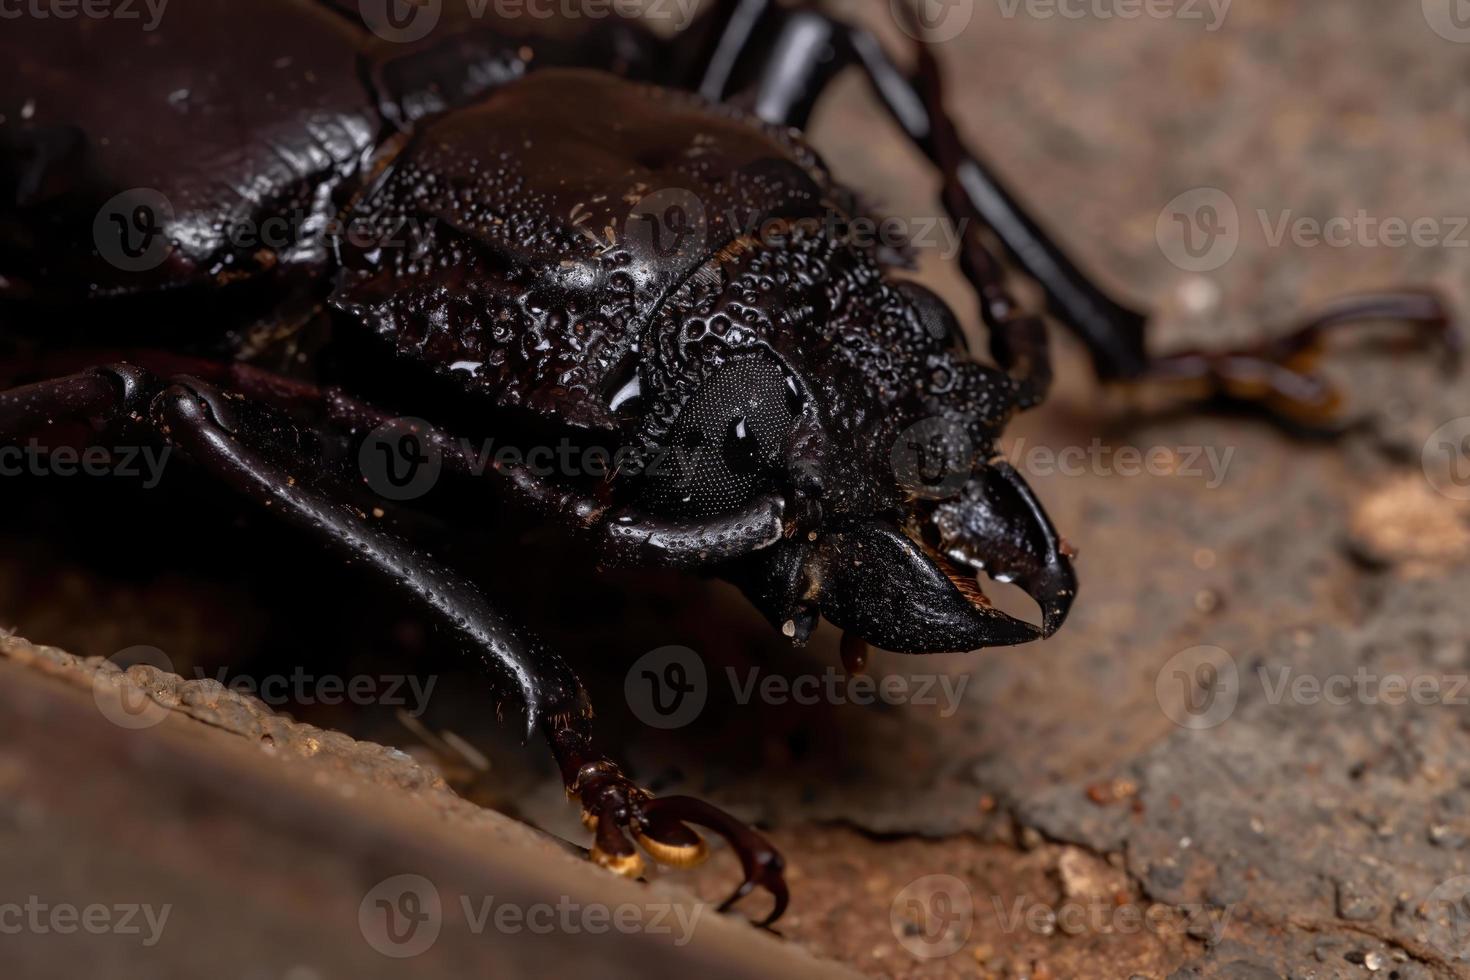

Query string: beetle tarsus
[642,795,789,928]
[550,727,788,926]
[1135,288,1457,428]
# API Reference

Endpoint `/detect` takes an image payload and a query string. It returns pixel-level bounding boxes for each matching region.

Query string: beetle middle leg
[0,364,791,924]
[891,35,1457,429]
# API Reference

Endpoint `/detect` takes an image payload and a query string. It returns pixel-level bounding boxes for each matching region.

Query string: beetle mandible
[0,0,1454,924]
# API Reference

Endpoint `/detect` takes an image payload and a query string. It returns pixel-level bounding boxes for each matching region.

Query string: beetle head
[716,430,1078,655]
[632,239,1076,655]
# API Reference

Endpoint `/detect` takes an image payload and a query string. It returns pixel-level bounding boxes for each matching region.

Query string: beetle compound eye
[641,355,796,518]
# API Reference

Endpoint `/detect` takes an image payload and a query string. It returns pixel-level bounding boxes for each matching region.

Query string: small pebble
[1178,276,1222,316]
[1429,823,1466,848]
[1335,879,1382,921]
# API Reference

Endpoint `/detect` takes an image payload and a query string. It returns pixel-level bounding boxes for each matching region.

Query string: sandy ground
[3,1,1470,977]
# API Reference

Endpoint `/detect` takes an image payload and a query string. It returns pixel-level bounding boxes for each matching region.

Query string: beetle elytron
[0,0,1452,924]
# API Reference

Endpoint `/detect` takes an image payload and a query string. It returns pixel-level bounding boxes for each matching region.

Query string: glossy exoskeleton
[0,0,1455,924]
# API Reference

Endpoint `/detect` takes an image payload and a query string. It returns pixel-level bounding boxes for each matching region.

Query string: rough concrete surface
[2,1,1469,978]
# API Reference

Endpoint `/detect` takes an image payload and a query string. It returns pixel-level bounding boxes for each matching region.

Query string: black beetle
[0,0,1454,924]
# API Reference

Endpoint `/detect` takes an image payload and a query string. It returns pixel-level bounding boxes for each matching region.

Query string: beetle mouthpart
[814,516,1043,653]
[932,460,1078,638]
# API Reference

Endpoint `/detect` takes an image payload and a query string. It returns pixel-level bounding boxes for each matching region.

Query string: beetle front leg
[1,364,586,736]
[189,374,791,571]
[0,366,791,924]
[155,377,790,921]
